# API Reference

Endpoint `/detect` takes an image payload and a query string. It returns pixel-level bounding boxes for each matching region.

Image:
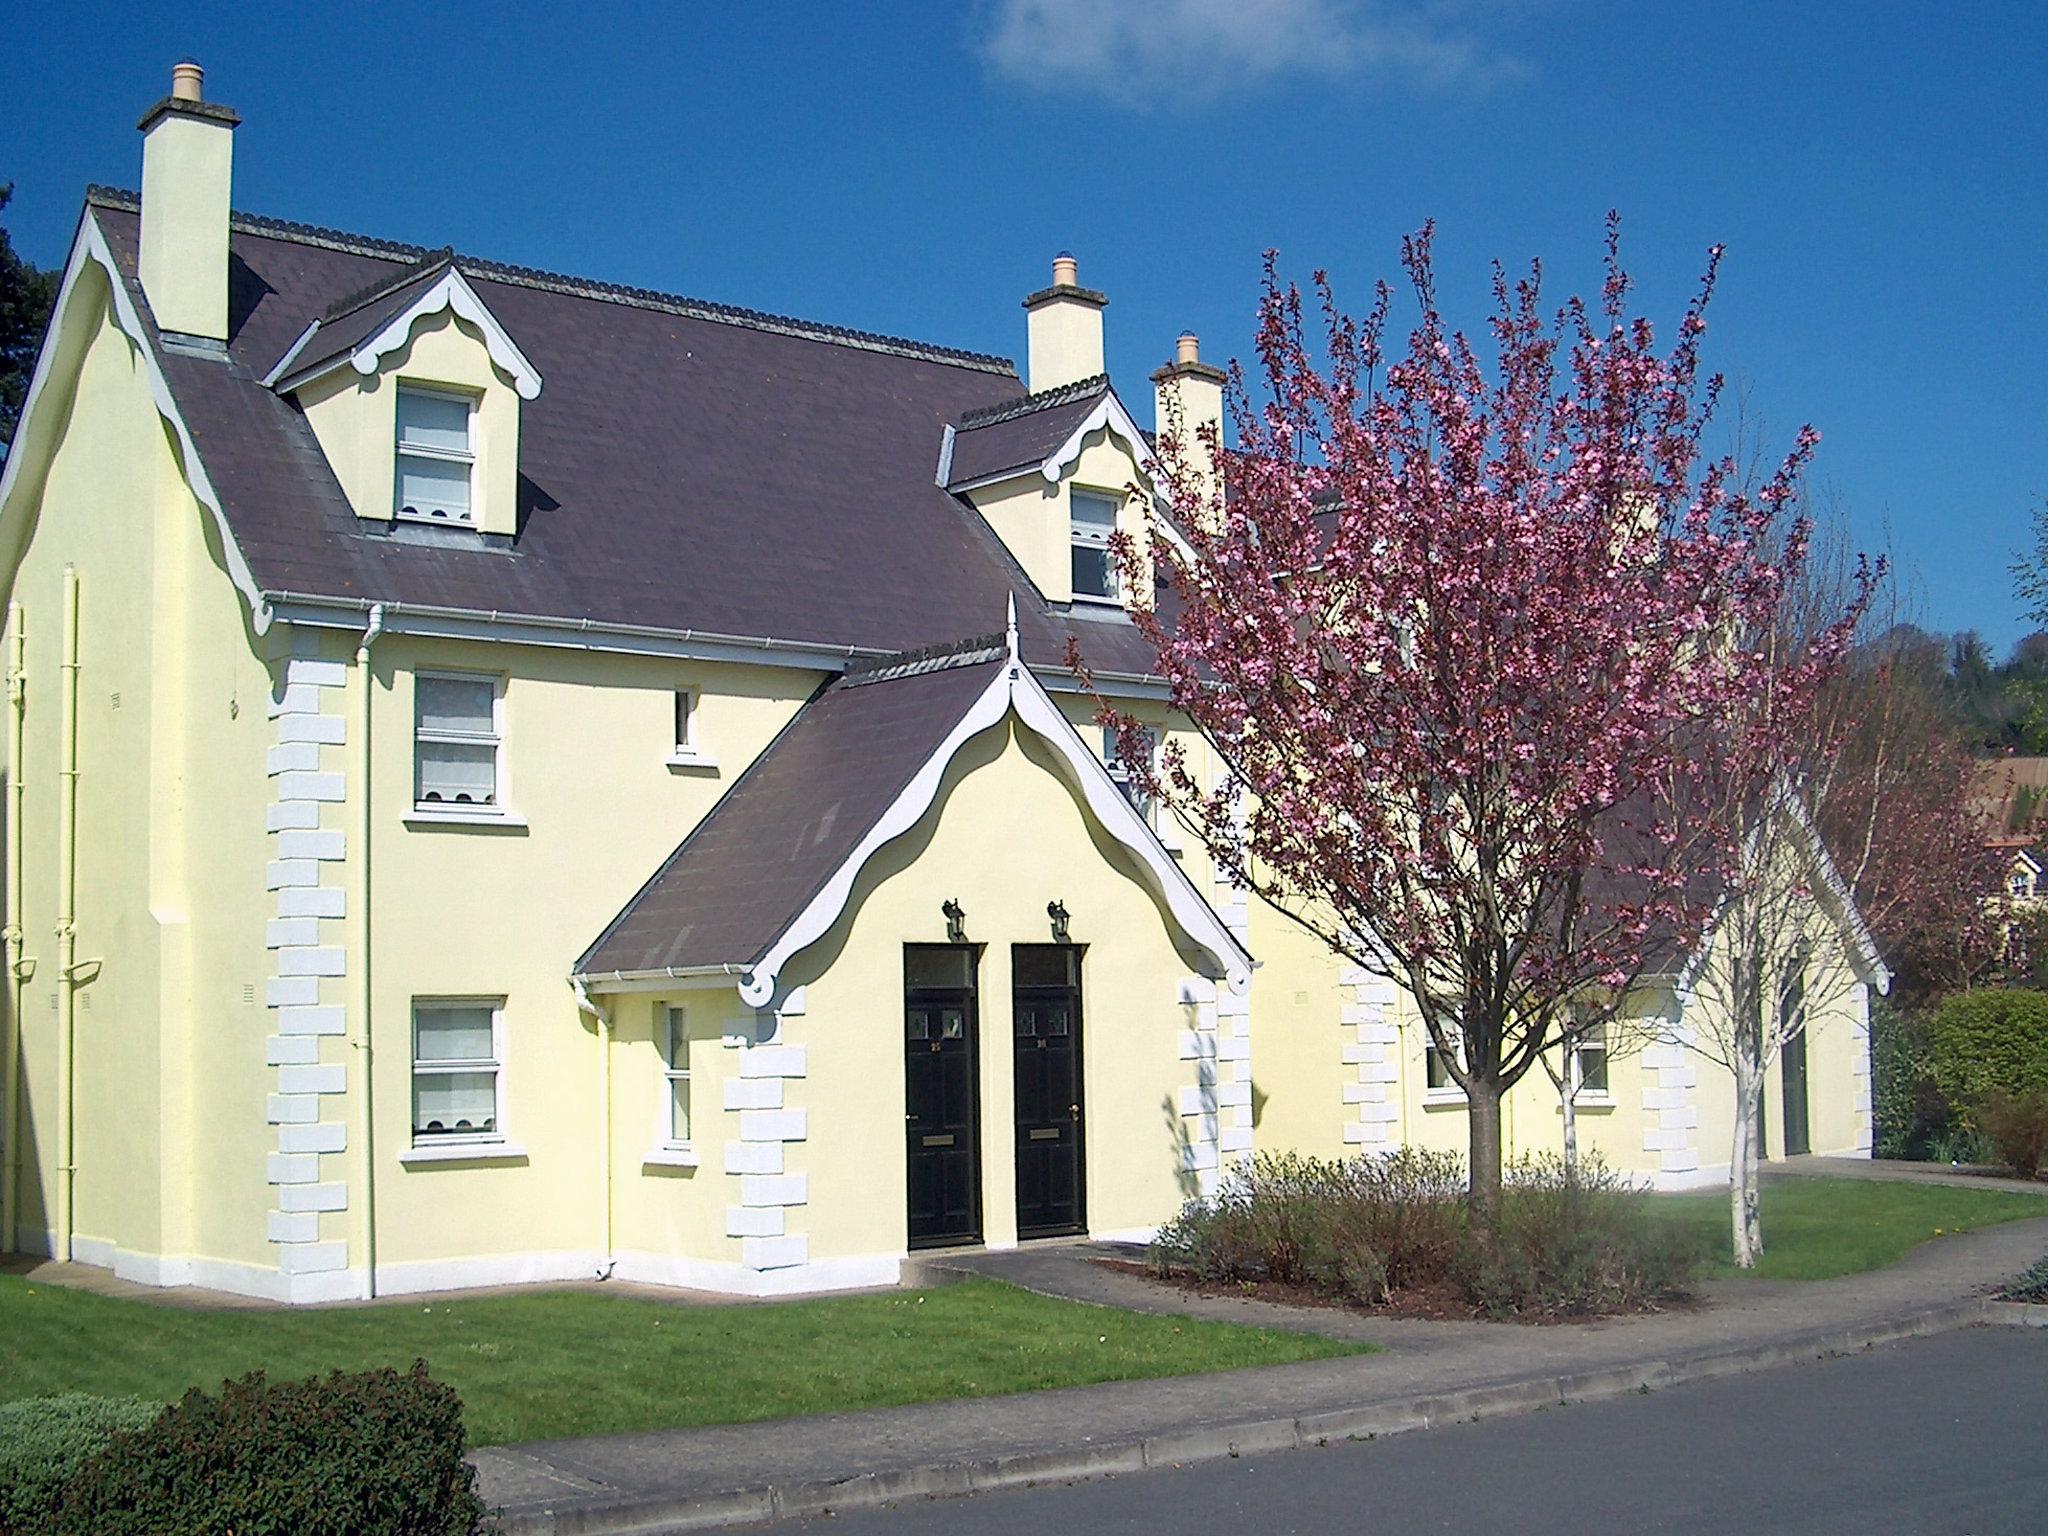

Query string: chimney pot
[1175,332,1200,366]
[1051,252,1079,289]
[171,59,204,101]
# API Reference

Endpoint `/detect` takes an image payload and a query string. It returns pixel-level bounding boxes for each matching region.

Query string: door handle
[1069,1103,1080,1118]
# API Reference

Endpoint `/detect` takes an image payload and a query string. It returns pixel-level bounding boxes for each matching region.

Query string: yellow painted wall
[297,308,522,535]
[2,269,278,1273]
[967,427,1152,604]
[359,633,822,1277]
[783,717,1218,1259]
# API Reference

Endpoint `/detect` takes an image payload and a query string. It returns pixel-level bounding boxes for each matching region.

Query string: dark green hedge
[0,1394,160,1534]
[1929,989,2048,1113]
[52,1361,488,1535]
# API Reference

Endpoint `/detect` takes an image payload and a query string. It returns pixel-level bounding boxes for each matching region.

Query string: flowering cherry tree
[1098,219,1862,1237]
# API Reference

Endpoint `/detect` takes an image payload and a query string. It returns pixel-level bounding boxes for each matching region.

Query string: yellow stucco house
[0,67,1887,1303]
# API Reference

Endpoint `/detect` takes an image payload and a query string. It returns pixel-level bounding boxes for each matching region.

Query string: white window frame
[664,685,718,771]
[1069,487,1122,604]
[645,1003,700,1167]
[1563,1018,1614,1106]
[403,996,516,1161]
[409,670,518,826]
[1423,1027,1466,1106]
[393,384,479,527]
[1102,723,1160,828]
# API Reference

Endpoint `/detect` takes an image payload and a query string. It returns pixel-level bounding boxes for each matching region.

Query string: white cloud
[978,0,1510,104]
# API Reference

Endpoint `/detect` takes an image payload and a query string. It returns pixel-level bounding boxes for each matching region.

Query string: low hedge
[51,1361,488,1535]
[1929,989,2048,1113]
[0,1394,160,1535]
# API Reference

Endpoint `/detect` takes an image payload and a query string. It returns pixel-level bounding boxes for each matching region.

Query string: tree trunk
[1467,1077,1505,1247]
[1730,1065,1765,1268]
[1561,1084,1579,1179]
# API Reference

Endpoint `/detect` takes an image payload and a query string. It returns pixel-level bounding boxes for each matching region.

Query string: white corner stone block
[265,860,319,891]
[1341,1123,1372,1144]
[743,1235,808,1271]
[267,742,323,776]
[1220,1127,1253,1154]
[267,1210,321,1244]
[265,1034,320,1066]
[1660,1148,1701,1173]
[722,1079,784,1111]
[1216,1035,1251,1062]
[267,683,321,718]
[265,1094,319,1126]
[723,1142,784,1175]
[276,771,346,802]
[1177,1085,1209,1116]
[1177,976,1218,1005]
[275,712,346,745]
[277,829,346,862]
[277,947,346,978]
[278,1122,346,1154]
[277,1062,344,1095]
[275,887,346,920]
[278,1182,348,1213]
[285,657,348,689]
[1180,1143,1220,1172]
[1215,1081,1252,1108]
[278,1241,348,1275]
[267,1151,319,1184]
[266,977,321,1008]
[1186,1113,1219,1144]
[265,801,321,832]
[739,1044,807,1079]
[266,917,321,950]
[277,1004,345,1035]
[1177,1031,1218,1061]
[725,1206,785,1238]
[739,1173,808,1207]
[739,1108,806,1143]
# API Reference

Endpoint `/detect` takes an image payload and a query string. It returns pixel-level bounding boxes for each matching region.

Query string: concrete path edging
[495,1298,2033,1535]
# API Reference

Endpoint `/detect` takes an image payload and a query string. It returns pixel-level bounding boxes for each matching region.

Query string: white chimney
[1023,252,1105,394]
[1152,331,1226,517]
[139,59,238,343]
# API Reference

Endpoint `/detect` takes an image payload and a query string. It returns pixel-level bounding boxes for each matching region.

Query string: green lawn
[1646,1177,2048,1280]
[0,1275,1364,1447]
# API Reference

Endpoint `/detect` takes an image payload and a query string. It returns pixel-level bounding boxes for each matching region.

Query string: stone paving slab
[476,1212,2048,1534]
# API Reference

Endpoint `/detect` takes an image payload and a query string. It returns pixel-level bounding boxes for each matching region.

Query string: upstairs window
[416,673,501,808]
[394,386,476,525]
[1102,723,1158,824]
[1566,1019,1610,1096]
[1071,490,1120,602]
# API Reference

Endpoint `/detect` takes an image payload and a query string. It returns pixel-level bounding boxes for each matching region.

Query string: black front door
[905,945,981,1248]
[1012,944,1085,1238]
[1780,974,1810,1157]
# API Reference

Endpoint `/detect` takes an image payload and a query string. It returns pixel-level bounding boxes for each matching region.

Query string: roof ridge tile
[955,372,1109,430]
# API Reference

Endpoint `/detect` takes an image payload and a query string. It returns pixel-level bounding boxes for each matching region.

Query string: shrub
[1929,989,2048,1112]
[2005,1254,2048,1304]
[1151,1149,1699,1318]
[1926,1123,1995,1166]
[0,1394,159,1535]
[1975,1088,2048,1180]
[1461,1156,1705,1319]
[53,1361,489,1536]
[1870,999,1951,1159]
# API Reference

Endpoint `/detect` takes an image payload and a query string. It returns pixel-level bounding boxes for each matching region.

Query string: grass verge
[0,1275,1366,1446]
[1645,1177,2048,1280]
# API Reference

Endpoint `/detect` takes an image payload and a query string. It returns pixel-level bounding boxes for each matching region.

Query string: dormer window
[395,386,476,525]
[1071,489,1120,602]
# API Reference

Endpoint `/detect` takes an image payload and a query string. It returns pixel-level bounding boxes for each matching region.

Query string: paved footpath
[478,1192,2048,1535]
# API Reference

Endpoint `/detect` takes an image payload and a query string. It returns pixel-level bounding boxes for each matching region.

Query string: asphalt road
[768,1325,2048,1535]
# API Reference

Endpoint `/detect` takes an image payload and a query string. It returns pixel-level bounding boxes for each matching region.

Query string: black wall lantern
[942,898,967,943]
[1047,900,1071,943]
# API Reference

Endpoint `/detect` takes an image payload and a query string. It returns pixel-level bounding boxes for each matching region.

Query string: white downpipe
[573,979,615,1278]
[352,603,384,1297]
[54,568,78,1263]
[2,602,26,1253]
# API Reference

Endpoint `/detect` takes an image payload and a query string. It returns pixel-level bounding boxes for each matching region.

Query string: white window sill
[405,805,529,831]
[1561,1094,1618,1113]
[1423,1090,1466,1110]
[1070,594,1124,610]
[663,750,720,774]
[400,1140,528,1166]
[643,1145,700,1169]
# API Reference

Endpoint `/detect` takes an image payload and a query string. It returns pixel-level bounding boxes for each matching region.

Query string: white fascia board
[259,318,322,389]
[0,210,271,634]
[276,269,544,401]
[735,637,1253,1010]
[1042,389,1197,569]
[574,966,752,994]
[1780,788,1893,994]
[2016,849,2043,875]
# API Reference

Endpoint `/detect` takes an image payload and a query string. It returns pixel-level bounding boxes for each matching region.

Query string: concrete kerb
[493,1298,2036,1535]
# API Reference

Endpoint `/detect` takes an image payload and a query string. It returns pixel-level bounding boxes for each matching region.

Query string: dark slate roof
[268,250,454,384]
[82,189,1165,678]
[576,651,1004,976]
[945,374,1110,489]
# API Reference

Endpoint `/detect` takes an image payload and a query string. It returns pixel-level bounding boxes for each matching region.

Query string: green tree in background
[1,183,60,450]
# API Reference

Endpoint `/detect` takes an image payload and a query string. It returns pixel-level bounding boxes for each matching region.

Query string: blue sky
[3,2,2042,649]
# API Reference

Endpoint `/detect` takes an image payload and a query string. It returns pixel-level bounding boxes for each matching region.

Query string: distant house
[0,65,1888,1304]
